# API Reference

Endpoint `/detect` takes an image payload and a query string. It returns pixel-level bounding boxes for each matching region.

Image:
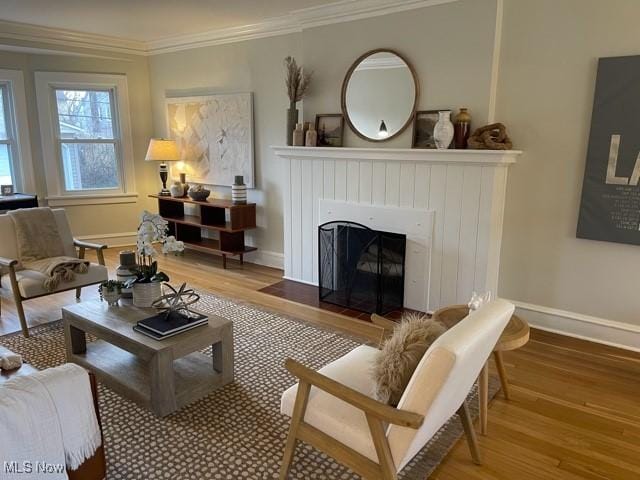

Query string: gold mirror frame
[340,48,420,143]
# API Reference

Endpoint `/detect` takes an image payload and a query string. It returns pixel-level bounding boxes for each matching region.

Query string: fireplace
[318,221,406,315]
[273,146,519,311]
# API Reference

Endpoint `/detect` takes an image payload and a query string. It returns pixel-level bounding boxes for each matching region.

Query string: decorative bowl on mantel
[188,185,211,201]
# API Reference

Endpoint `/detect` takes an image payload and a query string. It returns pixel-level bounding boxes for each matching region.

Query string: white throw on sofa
[0,208,108,337]
[0,363,103,480]
[280,299,515,479]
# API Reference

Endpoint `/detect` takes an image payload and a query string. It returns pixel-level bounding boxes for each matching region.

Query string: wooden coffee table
[62,300,234,417]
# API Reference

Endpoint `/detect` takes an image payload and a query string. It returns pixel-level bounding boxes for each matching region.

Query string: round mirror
[341,49,419,142]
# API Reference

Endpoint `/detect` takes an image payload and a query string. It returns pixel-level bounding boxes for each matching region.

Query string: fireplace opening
[318,221,406,315]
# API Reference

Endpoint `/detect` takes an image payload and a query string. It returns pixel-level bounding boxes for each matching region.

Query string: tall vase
[179,172,188,197]
[434,110,454,150]
[286,105,299,146]
[232,175,247,205]
[454,108,472,149]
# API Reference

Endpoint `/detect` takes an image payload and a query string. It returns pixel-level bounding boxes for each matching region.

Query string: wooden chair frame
[0,239,107,338]
[279,358,481,480]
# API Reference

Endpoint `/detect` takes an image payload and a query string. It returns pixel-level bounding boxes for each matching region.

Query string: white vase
[101,290,120,307]
[132,282,163,308]
[170,181,185,197]
[433,110,454,150]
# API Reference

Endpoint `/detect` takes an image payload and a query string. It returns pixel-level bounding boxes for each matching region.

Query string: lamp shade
[145,138,180,162]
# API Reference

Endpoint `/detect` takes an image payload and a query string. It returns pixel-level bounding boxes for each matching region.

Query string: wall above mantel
[272,146,521,165]
[148,0,501,258]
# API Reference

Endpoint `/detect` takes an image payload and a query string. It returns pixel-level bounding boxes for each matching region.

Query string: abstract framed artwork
[166,92,255,188]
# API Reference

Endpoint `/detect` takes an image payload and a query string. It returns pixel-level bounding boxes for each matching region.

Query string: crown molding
[146,16,302,55]
[292,0,458,29]
[0,0,459,57]
[0,19,146,56]
[147,0,459,55]
[0,43,136,61]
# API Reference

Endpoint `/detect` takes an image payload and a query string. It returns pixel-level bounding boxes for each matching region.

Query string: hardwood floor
[1,248,640,479]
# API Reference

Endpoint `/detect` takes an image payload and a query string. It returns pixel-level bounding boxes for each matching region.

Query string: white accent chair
[279,299,515,479]
[0,209,108,337]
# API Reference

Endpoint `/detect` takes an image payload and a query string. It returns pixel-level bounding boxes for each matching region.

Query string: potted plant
[126,211,184,307]
[99,280,123,306]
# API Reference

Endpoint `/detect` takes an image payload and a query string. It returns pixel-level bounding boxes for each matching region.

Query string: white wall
[496,0,640,347]
[148,34,301,256]
[302,0,498,147]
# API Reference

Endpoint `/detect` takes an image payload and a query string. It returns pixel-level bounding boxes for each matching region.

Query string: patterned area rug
[0,292,498,479]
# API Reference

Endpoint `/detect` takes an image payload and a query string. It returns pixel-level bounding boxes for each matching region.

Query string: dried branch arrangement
[284,56,312,106]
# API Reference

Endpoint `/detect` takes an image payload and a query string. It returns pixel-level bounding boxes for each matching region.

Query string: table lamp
[145,138,180,196]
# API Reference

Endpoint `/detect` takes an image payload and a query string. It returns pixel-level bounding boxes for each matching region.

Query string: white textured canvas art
[166,93,254,188]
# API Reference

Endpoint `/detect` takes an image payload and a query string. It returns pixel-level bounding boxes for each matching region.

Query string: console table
[0,193,38,211]
[150,195,257,269]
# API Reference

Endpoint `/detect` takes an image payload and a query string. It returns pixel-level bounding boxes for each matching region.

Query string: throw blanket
[0,364,102,479]
[0,374,68,479]
[8,208,88,291]
[0,346,22,370]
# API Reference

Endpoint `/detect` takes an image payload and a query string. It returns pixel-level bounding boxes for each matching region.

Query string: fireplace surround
[273,146,520,312]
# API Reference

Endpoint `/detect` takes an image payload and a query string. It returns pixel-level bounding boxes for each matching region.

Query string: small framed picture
[315,114,344,147]
[0,184,14,196]
[412,110,441,149]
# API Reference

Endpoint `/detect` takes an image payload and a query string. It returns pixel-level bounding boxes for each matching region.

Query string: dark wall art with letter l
[577,55,640,245]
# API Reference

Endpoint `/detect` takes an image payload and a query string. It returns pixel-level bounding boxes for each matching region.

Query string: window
[0,70,34,192]
[0,85,12,185]
[35,72,137,206]
[55,89,120,191]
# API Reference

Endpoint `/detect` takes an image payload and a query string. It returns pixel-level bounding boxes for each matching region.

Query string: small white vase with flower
[125,211,184,308]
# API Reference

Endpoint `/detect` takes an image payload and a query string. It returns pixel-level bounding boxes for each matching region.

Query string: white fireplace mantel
[273,146,521,312]
[272,146,521,165]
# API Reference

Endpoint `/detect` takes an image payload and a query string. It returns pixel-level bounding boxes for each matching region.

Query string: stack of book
[133,310,208,340]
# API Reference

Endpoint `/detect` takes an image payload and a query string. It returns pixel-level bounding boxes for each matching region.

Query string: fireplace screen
[318,221,406,315]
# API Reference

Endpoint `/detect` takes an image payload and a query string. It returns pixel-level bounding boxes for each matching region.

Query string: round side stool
[432,304,530,435]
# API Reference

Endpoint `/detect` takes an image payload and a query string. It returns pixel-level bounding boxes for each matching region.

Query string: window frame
[0,69,35,194]
[35,72,137,206]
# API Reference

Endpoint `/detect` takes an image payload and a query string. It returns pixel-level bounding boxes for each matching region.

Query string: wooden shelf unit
[150,195,257,268]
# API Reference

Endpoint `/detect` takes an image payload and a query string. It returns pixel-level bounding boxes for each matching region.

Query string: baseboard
[282,276,318,287]
[243,249,284,269]
[76,232,137,249]
[506,299,640,353]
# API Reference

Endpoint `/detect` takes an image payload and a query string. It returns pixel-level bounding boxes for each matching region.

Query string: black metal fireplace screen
[318,221,406,315]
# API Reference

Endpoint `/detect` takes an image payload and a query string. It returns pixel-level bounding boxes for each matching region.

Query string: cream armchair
[0,209,108,337]
[279,299,515,479]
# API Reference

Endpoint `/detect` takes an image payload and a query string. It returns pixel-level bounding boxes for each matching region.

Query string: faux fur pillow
[372,313,446,406]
